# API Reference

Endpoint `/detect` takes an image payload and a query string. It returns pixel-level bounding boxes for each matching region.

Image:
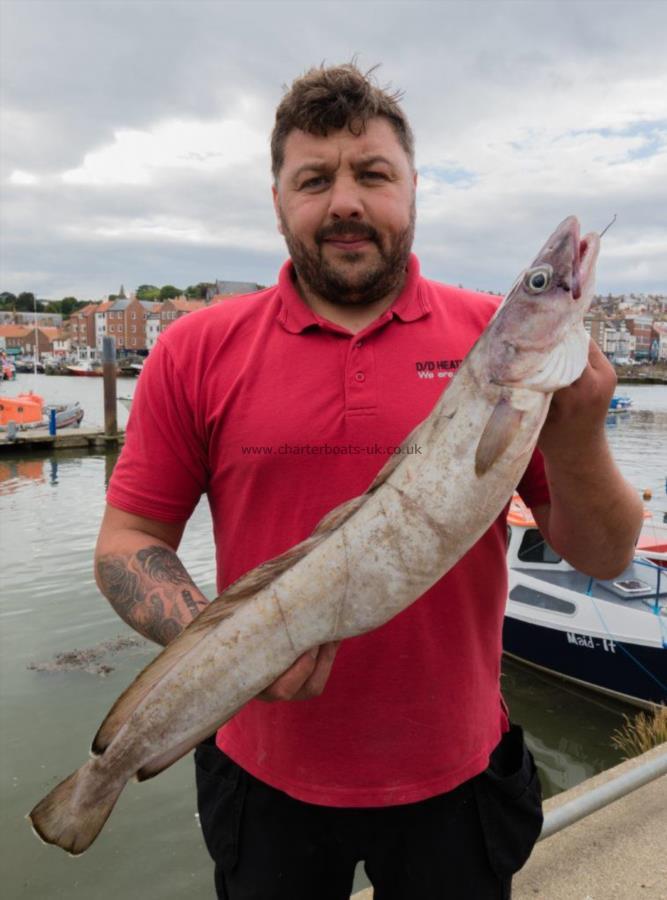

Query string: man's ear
[272,185,284,235]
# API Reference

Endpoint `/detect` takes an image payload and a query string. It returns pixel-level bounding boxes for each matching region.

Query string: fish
[28,215,600,855]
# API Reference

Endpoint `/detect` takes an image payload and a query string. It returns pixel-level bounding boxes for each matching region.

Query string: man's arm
[95,504,209,646]
[532,341,643,579]
[95,503,338,694]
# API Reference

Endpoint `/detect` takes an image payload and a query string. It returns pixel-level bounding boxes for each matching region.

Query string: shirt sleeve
[107,338,209,522]
[516,446,550,509]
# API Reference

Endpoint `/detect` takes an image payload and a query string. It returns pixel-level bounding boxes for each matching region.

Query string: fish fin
[368,419,429,492]
[91,620,223,755]
[312,494,367,534]
[136,723,228,782]
[28,760,125,855]
[475,399,524,476]
[207,494,374,612]
[518,327,590,392]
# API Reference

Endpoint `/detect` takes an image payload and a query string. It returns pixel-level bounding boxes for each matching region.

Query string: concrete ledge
[352,744,667,899]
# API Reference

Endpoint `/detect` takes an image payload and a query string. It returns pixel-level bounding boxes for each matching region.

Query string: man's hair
[271,63,415,180]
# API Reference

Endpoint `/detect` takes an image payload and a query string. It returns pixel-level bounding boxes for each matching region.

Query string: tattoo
[182,589,207,619]
[96,545,208,646]
[136,546,192,583]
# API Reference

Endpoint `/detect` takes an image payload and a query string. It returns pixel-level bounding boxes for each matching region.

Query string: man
[97,64,642,899]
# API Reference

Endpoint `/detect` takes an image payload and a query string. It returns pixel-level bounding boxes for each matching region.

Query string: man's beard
[278,202,415,307]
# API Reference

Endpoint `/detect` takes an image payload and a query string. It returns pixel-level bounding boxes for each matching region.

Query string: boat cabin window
[509,585,576,615]
[518,528,562,564]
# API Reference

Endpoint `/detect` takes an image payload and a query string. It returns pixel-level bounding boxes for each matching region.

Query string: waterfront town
[0,280,261,372]
[1,283,666,372]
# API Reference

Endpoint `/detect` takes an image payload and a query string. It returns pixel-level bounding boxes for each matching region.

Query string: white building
[146,313,161,351]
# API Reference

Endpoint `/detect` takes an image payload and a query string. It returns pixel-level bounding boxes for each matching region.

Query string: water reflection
[0,458,46,494]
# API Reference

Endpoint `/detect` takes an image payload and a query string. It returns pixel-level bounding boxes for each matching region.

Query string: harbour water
[1,374,665,897]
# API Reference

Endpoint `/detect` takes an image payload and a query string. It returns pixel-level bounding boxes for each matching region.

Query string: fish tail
[28,759,125,855]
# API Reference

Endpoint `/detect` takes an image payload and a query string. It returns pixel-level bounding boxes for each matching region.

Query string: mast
[33,293,38,376]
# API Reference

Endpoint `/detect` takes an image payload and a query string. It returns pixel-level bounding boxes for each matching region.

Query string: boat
[609,395,632,411]
[0,392,84,432]
[44,401,84,429]
[503,495,667,709]
[66,362,103,377]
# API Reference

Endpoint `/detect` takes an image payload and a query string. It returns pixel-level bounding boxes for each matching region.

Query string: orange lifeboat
[0,392,44,426]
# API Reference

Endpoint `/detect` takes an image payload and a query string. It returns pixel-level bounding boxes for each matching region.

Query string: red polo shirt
[108,255,549,806]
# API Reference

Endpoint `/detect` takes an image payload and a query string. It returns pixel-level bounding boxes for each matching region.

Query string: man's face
[272,117,417,306]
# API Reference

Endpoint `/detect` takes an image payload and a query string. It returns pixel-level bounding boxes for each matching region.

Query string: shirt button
[355,372,365,382]
[356,340,363,348]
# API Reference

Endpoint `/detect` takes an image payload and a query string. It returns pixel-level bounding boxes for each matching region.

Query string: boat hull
[503,615,667,708]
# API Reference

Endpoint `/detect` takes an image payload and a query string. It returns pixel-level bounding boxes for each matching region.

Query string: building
[106,297,155,353]
[68,303,98,352]
[95,301,113,355]
[0,310,63,327]
[652,323,667,362]
[207,280,262,301]
[602,321,635,362]
[0,324,68,358]
[0,325,32,354]
[13,311,63,327]
[624,316,653,360]
[584,313,607,349]
[145,313,161,351]
[159,297,205,332]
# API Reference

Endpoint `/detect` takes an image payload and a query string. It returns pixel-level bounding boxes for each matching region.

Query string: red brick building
[160,297,206,332]
[68,303,98,351]
[106,297,156,352]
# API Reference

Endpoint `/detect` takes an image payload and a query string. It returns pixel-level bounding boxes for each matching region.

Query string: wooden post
[102,337,117,437]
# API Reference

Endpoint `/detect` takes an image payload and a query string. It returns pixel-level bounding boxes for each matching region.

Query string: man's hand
[537,340,616,464]
[258,642,340,702]
[533,339,643,579]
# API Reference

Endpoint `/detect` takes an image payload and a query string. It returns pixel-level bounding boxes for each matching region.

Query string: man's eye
[360,171,387,181]
[300,176,328,190]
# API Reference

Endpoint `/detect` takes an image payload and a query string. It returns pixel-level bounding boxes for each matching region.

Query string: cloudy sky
[1,0,666,300]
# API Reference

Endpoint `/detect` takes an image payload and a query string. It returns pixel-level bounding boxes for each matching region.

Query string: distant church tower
[118,285,127,299]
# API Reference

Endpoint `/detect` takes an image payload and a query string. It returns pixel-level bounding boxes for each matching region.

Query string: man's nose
[327,175,364,219]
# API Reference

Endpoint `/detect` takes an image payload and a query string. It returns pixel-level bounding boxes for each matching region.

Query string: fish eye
[525,266,552,293]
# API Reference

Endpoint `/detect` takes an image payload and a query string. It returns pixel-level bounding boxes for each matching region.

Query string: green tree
[0,291,17,309]
[60,296,79,318]
[185,282,213,299]
[159,284,182,300]
[16,291,36,311]
[136,284,161,301]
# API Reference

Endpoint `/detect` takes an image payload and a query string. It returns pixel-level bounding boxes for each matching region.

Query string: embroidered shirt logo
[415,359,462,380]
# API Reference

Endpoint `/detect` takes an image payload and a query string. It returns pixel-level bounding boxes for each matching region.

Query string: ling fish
[29,215,600,854]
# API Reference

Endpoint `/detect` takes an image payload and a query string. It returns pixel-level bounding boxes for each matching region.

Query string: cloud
[1,0,666,297]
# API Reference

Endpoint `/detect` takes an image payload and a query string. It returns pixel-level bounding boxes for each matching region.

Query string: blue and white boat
[504,497,667,709]
[609,395,633,411]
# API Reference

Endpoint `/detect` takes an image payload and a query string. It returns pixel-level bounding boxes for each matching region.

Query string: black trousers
[195,725,543,900]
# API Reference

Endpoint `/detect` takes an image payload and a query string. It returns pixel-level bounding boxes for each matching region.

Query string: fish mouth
[576,227,600,304]
[560,215,599,303]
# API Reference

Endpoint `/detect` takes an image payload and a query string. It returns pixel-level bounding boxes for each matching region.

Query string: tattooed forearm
[96,545,209,646]
[136,546,193,583]
[182,589,205,619]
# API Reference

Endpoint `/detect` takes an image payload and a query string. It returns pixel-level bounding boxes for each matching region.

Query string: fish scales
[28,215,600,854]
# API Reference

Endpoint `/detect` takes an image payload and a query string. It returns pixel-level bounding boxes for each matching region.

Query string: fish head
[485,215,600,392]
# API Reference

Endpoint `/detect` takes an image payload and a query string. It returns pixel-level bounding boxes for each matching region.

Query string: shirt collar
[276,253,430,335]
